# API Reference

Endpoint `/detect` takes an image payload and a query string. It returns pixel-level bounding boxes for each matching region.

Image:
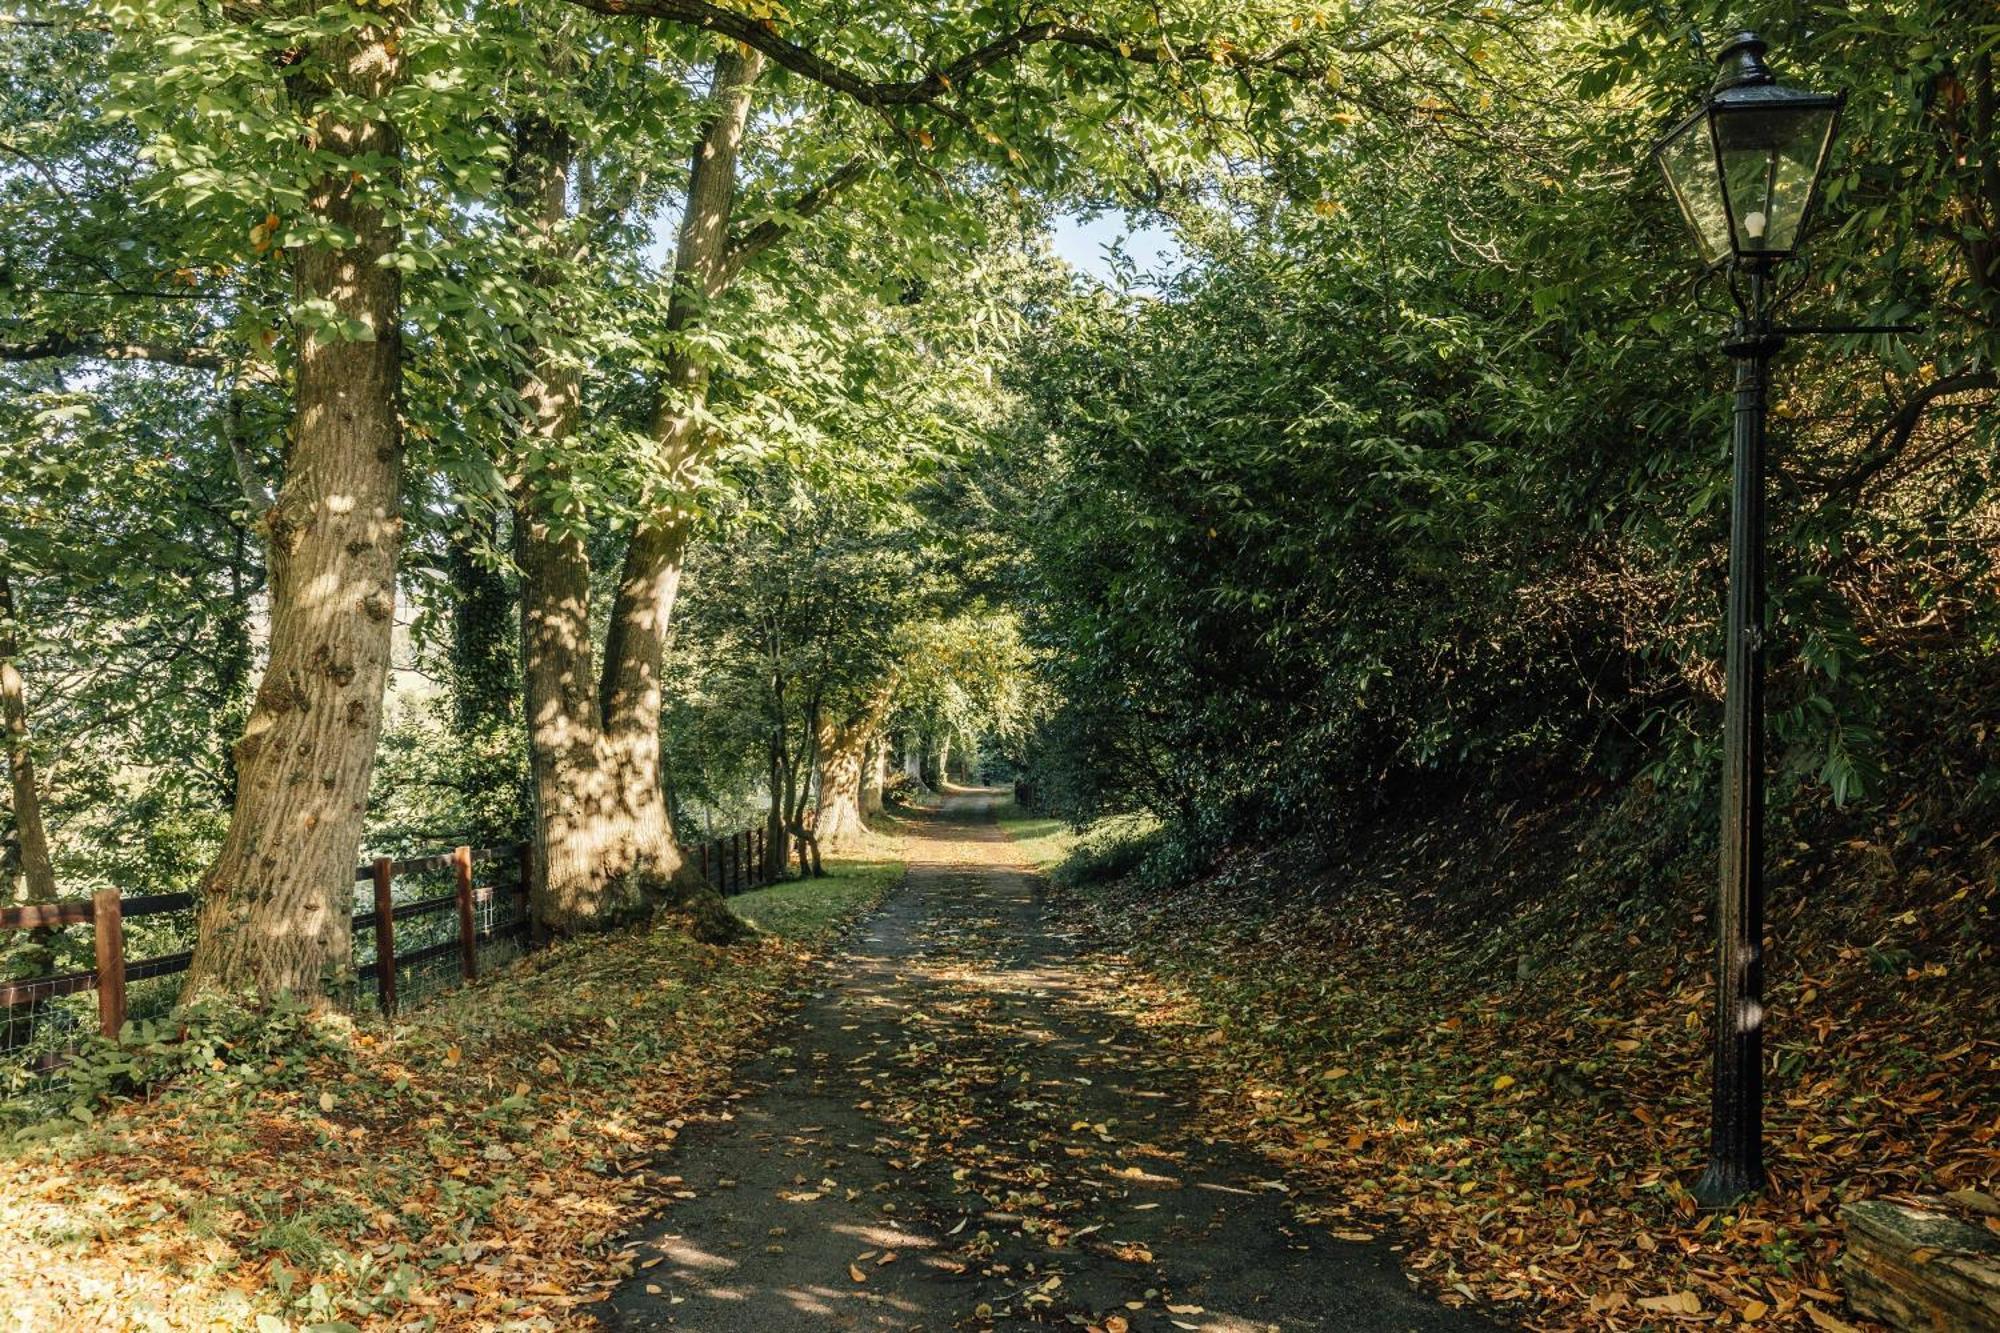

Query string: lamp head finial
[1713,31,1774,92]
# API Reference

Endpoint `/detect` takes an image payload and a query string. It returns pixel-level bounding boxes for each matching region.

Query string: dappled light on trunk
[181,11,407,1005]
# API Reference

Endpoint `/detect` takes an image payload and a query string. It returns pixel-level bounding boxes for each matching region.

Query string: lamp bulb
[1744,210,1768,240]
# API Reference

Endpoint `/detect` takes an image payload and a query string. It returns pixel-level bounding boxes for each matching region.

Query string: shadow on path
[598,791,1502,1331]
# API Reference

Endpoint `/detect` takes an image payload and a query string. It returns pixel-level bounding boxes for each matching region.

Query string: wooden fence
[0,823,779,1048]
[695,825,776,897]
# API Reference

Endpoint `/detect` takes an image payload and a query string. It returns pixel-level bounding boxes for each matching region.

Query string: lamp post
[1651,32,1844,1209]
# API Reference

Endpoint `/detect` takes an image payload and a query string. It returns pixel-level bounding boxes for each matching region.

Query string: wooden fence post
[518,841,537,949]
[454,845,476,982]
[372,856,397,1015]
[92,887,124,1040]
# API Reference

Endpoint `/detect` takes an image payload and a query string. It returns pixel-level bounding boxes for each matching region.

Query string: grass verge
[990,796,1075,869]
[0,855,900,1330]
[993,795,1156,875]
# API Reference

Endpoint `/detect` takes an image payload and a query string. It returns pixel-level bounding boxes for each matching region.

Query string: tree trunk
[1,571,58,980]
[517,501,637,934]
[505,118,656,935]
[598,517,691,894]
[860,735,885,815]
[788,695,824,877]
[815,686,891,851]
[814,719,869,851]
[595,50,763,933]
[765,728,791,878]
[181,11,406,1006]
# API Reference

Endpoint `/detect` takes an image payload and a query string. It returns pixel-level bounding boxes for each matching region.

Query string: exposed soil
[597,791,1500,1332]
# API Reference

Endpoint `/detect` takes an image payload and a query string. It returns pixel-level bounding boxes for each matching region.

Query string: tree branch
[719,156,870,283]
[549,2,1347,106]
[0,331,223,369]
[1818,370,1999,499]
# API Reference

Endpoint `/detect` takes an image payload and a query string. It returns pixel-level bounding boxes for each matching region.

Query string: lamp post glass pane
[1657,111,1732,266]
[1715,102,1839,257]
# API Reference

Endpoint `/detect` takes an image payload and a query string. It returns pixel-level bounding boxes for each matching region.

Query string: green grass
[993,796,1158,874]
[991,796,1076,869]
[730,857,901,940]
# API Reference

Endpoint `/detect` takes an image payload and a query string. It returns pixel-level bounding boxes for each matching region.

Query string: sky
[642,203,1182,290]
[1046,210,1181,288]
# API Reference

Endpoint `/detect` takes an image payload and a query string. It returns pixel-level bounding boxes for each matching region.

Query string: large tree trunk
[506,120,652,935]
[597,517,691,893]
[814,720,869,851]
[503,114,739,941]
[595,50,763,932]
[181,11,406,1005]
[1,571,58,981]
[815,687,891,851]
[517,503,635,934]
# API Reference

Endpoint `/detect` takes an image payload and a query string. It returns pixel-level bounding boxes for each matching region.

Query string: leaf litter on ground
[1036,799,1999,1333]
[0,859,900,1330]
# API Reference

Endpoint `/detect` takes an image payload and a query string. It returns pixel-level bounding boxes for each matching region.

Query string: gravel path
[597,791,1501,1332]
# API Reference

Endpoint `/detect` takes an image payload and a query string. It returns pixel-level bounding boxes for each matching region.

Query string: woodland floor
[596,790,1493,1333]
[0,860,901,1330]
[1034,792,1999,1333]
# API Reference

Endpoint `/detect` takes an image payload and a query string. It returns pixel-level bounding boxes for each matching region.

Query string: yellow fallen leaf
[1491,1074,1516,1092]
[848,1263,867,1283]
[1742,1299,1769,1322]
[1636,1290,1701,1315]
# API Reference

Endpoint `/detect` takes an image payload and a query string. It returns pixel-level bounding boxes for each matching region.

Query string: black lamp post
[1651,32,1843,1209]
